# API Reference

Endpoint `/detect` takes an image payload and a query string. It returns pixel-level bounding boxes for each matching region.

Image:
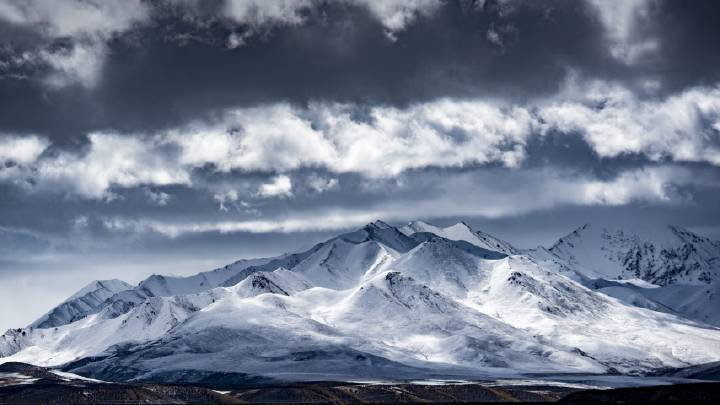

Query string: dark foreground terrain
[2,362,720,404]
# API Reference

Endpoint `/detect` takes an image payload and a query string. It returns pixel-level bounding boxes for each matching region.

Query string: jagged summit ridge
[550,223,720,286]
[400,220,519,255]
[543,222,720,326]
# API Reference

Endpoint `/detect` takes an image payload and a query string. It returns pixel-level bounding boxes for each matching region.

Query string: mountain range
[1,220,719,384]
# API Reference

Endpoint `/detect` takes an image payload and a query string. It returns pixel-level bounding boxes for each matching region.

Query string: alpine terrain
[1,220,719,385]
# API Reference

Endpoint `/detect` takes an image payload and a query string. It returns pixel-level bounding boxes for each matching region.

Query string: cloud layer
[2,83,719,201]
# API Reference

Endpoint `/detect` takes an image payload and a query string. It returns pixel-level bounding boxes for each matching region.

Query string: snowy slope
[0,268,314,364]
[2,220,720,383]
[550,223,720,286]
[39,256,276,331]
[30,280,133,329]
[466,255,720,373]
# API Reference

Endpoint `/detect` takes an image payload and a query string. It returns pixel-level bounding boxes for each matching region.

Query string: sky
[1,0,720,331]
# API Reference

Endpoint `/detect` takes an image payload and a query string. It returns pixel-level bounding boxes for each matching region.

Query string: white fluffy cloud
[0,135,48,164]
[172,101,534,177]
[33,133,189,199]
[171,105,337,172]
[171,86,720,177]
[540,84,720,165]
[257,175,293,198]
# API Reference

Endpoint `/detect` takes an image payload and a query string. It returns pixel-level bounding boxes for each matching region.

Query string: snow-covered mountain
[31,280,133,329]
[547,223,720,326]
[1,220,719,384]
[550,223,720,285]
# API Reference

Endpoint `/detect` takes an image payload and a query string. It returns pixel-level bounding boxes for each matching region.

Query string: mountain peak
[458,220,473,229]
[399,220,443,237]
[30,278,133,329]
[365,220,392,230]
[63,279,132,304]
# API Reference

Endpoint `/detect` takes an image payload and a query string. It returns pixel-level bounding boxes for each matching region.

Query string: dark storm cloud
[1,0,718,146]
[1,0,621,144]
[96,1,612,125]
[651,0,720,92]
[0,0,718,146]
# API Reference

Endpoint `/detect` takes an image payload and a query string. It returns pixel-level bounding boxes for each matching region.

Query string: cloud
[171,105,337,173]
[173,100,535,177]
[0,0,631,92]
[353,0,442,33]
[0,0,713,98]
[307,175,338,193]
[97,165,709,237]
[168,85,720,178]
[397,166,702,220]
[0,0,149,38]
[2,83,720,199]
[39,41,106,88]
[257,174,293,198]
[0,0,671,142]
[145,189,171,206]
[585,0,657,64]
[100,211,380,237]
[0,0,150,89]
[0,134,48,164]
[540,83,720,165]
[175,0,442,32]
[213,189,239,211]
[221,0,314,26]
[33,133,190,199]
[577,167,685,205]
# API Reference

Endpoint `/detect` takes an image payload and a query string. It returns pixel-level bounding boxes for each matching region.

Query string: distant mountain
[549,223,720,285]
[1,220,719,384]
[547,223,720,326]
